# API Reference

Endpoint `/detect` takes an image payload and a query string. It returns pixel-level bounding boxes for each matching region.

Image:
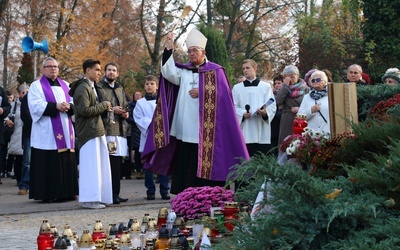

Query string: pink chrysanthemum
[171,186,234,220]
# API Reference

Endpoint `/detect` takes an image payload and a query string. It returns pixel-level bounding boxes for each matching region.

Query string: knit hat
[382,68,400,83]
[362,73,370,84]
[282,65,299,75]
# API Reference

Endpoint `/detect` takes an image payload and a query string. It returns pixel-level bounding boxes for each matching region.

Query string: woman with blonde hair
[298,70,330,134]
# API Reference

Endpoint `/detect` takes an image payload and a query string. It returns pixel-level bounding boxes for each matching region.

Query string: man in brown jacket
[69,59,112,209]
[96,62,129,204]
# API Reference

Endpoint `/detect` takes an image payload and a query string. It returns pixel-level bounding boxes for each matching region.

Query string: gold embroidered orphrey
[154,89,166,148]
[199,70,217,179]
[152,70,218,179]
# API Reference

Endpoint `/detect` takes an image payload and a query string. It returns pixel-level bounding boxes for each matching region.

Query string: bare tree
[1,2,11,89]
[0,0,8,18]
[209,0,300,77]
[206,0,212,25]
[139,0,195,73]
[0,0,330,85]
[1,0,25,90]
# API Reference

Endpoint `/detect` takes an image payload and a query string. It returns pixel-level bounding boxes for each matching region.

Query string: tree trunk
[2,9,11,89]
[152,0,166,72]
[140,0,166,74]
[225,0,241,52]
[207,0,212,26]
[244,0,261,58]
[0,0,8,18]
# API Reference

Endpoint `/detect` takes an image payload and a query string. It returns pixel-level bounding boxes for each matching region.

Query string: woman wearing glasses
[298,70,330,134]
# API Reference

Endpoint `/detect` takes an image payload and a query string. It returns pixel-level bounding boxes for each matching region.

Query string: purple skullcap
[304,69,317,84]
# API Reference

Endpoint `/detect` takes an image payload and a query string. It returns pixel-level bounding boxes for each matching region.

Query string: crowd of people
[0,28,399,209]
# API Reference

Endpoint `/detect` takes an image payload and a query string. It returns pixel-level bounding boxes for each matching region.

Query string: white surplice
[29,79,74,150]
[133,97,156,152]
[161,55,200,143]
[78,136,113,204]
[232,80,276,144]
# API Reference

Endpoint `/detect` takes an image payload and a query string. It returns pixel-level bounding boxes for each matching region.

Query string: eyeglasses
[187,48,201,54]
[311,78,322,83]
[44,65,58,69]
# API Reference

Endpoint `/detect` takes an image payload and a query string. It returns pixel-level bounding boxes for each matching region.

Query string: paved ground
[0,176,174,249]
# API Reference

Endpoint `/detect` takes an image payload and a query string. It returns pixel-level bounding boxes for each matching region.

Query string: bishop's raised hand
[165,32,174,50]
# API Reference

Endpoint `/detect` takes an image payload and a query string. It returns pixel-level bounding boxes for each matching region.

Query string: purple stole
[40,76,74,152]
[142,61,249,181]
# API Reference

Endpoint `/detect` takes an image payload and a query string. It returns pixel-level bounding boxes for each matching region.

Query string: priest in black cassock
[28,57,78,202]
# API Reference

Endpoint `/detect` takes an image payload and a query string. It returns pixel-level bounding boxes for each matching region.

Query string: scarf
[288,80,308,98]
[309,86,328,101]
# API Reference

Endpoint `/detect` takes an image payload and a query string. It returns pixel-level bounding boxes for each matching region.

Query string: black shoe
[118,197,128,202]
[145,194,155,200]
[113,197,120,204]
[161,195,171,200]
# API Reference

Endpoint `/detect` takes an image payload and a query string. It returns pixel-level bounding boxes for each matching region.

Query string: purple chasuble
[142,61,249,181]
[40,76,74,152]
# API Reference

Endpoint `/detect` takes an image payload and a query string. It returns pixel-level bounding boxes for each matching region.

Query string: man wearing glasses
[28,57,78,202]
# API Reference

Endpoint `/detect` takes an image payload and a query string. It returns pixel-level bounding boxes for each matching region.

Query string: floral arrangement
[280,128,329,166]
[310,132,356,178]
[370,93,400,119]
[171,186,234,220]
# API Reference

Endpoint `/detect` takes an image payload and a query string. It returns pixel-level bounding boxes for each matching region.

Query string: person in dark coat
[96,62,129,205]
[0,86,10,185]
[271,74,283,154]
[18,88,32,195]
[275,65,309,146]
[126,90,143,179]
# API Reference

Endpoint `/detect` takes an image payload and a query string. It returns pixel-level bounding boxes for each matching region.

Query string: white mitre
[186,28,207,49]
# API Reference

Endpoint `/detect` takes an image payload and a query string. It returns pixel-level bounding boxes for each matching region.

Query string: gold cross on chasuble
[57,134,63,140]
